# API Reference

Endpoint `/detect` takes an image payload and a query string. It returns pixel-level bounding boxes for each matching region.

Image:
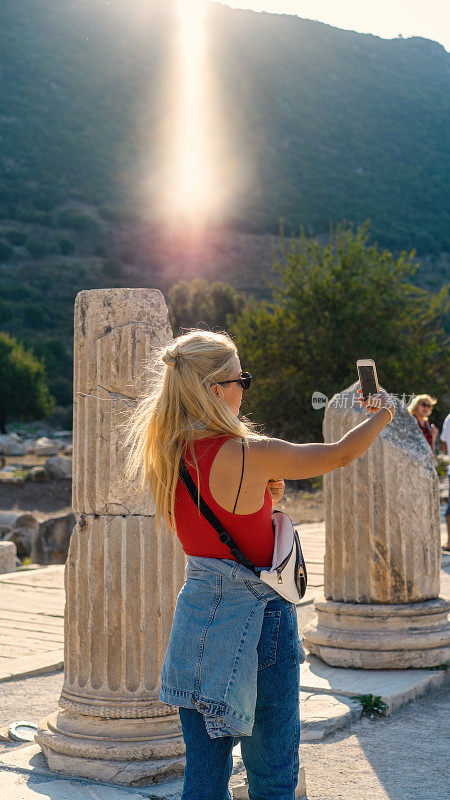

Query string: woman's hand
[267,478,285,506]
[430,423,439,442]
[357,386,396,419]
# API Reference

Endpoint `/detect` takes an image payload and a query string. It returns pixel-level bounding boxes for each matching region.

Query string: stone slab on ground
[0,745,185,799]
[300,653,450,712]
[0,564,65,590]
[0,651,64,683]
[0,745,184,797]
[300,690,361,742]
[0,771,184,800]
[0,565,64,681]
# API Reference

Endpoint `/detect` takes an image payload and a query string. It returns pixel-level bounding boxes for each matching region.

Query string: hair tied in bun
[162,349,179,369]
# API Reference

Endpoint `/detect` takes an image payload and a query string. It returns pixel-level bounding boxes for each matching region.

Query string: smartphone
[356,359,379,402]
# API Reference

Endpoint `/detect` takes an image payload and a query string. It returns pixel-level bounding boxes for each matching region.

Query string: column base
[303,597,450,669]
[36,709,185,786]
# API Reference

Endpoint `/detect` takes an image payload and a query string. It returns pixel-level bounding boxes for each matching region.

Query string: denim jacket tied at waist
[159,556,306,739]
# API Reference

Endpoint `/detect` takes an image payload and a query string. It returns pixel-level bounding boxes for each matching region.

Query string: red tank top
[174,435,274,567]
[416,417,433,449]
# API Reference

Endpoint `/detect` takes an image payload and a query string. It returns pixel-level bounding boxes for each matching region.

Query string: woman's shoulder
[214,434,280,472]
[193,433,277,473]
[206,433,266,463]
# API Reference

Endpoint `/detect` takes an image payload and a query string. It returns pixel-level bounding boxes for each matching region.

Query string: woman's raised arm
[251,393,394,481]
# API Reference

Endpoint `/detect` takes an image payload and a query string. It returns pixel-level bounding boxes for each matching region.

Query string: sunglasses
[215,372,252,391]
[419,402,431,408]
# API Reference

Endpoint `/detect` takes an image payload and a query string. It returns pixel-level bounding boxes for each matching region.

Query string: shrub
[26,240,51,258]
[94,242,107,257]
[0,332,55,433]
[19,209,53,226]
[57,211,99,232]
[48,377,73,406]
[5,230,27,246]
[168,279,246,335]
[58,237,75,255]
[101,258,123,278]
[24,304,46,328]
[0,300,14,323]
[0,240,14,260]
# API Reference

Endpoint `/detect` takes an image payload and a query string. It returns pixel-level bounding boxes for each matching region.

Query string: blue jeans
[179,597,301,800]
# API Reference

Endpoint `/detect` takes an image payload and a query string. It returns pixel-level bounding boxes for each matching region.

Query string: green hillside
[1,0,449,252]
[211,8,450,253]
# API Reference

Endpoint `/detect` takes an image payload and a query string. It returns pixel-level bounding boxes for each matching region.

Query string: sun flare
[163,0,222,226]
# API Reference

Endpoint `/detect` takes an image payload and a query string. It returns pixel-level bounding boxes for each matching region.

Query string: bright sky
[217,1,450,52]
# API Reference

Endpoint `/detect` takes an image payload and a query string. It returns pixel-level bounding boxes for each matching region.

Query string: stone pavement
[0,565,64,682]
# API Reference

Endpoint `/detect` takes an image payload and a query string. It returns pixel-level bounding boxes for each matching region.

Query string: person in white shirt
[440,412,450,552]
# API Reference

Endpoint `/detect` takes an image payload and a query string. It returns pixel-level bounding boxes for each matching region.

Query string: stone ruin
[0,442,72,485]
[31,513,75,565]
[0,541,16,574]
[36,289,187,785]
[0,428,74,569]
[0,511,75,565]
[303,383,450,668]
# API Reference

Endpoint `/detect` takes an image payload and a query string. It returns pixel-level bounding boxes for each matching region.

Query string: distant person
[407,394,439,450]
[440,411,450,553]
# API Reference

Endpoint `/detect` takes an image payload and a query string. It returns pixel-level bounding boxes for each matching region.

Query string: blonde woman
[407,394,439,450]
[123,329,395,800]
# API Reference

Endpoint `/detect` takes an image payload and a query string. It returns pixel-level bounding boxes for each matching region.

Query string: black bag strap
[232,438,245,513]
[178,458,258,575]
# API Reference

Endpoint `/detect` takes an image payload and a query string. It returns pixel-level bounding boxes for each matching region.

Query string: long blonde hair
[121,329,259,531]
[407,393,437,421]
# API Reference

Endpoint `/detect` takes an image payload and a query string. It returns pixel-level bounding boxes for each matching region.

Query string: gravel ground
[0,478,72,522]
[279,486,324,524]
[0,670,64,746]
[0,671,448,800]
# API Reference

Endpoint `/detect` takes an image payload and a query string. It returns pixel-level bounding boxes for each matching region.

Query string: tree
[168,279,246,335]
[26,239,51,258]
[101,258,124,279]
[231,223,450,441]
[58,237,75,255]
[22,336,73,406]
[0,240,14,260]
[0,333,55,433]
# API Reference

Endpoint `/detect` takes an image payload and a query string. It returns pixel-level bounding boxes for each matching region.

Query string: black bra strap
[232,438,245,514]
[178,458,257,574]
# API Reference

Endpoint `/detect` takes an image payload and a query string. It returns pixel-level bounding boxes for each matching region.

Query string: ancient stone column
[36,289,187,784]
[304,382,450,668]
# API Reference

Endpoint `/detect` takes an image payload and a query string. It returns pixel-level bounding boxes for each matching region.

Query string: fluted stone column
[36,289,187,784]
[304,382,450,668]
